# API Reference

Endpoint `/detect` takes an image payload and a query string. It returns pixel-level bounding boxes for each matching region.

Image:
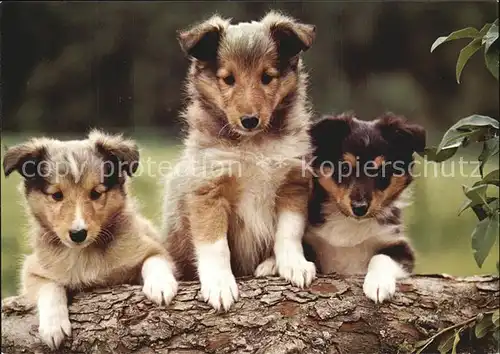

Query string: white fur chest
[37,249,112,289]
[198,140,306,274]
[305,213,401,274]
[232,157,286,267]
[309,213,398,248]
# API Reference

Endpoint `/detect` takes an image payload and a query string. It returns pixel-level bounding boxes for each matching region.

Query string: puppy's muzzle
[351,201,369,217]
[69,229,88,243]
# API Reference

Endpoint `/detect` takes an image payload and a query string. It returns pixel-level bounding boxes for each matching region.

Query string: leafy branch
[415,18,499,354]
[414,309,499,354]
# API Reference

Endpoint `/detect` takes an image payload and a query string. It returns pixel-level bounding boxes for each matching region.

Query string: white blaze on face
[71,204,87,231]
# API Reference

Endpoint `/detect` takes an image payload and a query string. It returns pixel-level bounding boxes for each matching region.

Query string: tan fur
[370,175,409,214]
[343,153,357,167]
[277,166,312,215]
[3,132,173,303]
[165,11,315,279]
[317,168,352,217]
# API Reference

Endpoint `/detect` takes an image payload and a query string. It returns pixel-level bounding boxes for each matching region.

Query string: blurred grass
[1,133,498,298]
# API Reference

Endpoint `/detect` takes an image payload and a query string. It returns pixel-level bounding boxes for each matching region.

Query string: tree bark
[1,274,499,354]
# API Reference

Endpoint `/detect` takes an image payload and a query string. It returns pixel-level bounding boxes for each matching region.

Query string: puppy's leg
[187,180,238,311]
[363,240,414,303]
[273,168,316,287]
[141,248,178,306]
[255,256,277,277]
[22,257,71,350]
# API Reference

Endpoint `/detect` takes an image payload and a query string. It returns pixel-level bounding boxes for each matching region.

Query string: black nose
[351,203,368,217]
[240,115,260,130]
[69,229,87,243]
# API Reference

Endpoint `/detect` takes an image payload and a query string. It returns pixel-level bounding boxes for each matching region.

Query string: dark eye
[341,164,351,175]
[261,72,274,85]
[223,75,235,86]
[52,191,63,202]
[90,189,102,201]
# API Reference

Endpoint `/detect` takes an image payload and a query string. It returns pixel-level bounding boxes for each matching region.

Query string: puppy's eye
[222,75,235,86]
[341,164,351,175]
[261,73,274,85]
[90,189,102,201]
[52,191,63,202]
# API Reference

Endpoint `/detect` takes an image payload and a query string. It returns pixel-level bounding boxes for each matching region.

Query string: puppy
[3,131,178,349]
[163,11,317,311]
[258,113,425,303]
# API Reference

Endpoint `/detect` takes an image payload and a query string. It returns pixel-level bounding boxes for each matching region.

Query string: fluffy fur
[3,131,178,349]
[163,11,316,311]
[257,113,426,303]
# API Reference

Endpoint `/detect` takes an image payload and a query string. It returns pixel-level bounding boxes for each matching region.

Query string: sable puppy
[3,131,178,349]
[163,11,316,311]
[257,113,425,303]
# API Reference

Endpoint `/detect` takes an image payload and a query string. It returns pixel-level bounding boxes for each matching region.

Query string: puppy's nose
[240,115,260,130]
[351,202,369,217]
[69,229,87,243]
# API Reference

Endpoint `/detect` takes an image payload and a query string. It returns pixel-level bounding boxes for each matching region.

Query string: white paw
[363,271,397,304]
[38,304,71,350]
[199,269,239,312]
[142,256,179,306]
[276,252,316,288]
[255,257,278,277]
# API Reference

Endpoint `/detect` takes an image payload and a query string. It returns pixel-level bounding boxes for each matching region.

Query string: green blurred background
[1,2,499,298]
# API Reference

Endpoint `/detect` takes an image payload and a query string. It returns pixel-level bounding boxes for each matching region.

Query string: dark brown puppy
[257,113,425,303]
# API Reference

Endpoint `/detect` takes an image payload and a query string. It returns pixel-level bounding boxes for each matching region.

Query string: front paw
[199,270,239,311]
[142,256,179,306]
[255,257,277,277]
[275,252,316,288]
[142,272,178,306]
[38,305,71,350]
[363,271,396,304]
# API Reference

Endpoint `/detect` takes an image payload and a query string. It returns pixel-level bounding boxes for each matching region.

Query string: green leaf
[421,146,458,162]
[478,138,500,177]
[431,27,480,52]
[456,38,483,83]
[470,197,499,221]
[482,20,499,53]
[438,330,456,354]
[475,169,500,187]
[451,330,461,354]
[437,115,499,153]
[479,23,494,37]
[485,47,499,80]
[472,213,500,268]
[463,184,489,206]
[475,314,494,338]
[493,309,500,327]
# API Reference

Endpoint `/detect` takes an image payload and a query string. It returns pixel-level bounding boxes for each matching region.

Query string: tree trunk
[1,274,499,354]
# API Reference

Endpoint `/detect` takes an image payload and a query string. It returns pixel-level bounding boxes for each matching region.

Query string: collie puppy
[3,131,178,349]
[163,11,316,311]
[258,113,425,303]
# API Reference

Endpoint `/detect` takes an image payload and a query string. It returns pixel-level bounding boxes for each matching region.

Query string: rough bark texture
[1,274,499,354]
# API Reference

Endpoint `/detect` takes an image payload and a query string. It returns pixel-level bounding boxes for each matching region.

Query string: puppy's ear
[178,15,230,62]
[89,130,139,178]
[262,11,316,60]
[3,139,47,179]
[310,114,352,167]
[376,113,426,155]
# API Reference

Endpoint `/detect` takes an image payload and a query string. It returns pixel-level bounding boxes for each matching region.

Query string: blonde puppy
[3,131,178,350]
[163,11,317,311]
